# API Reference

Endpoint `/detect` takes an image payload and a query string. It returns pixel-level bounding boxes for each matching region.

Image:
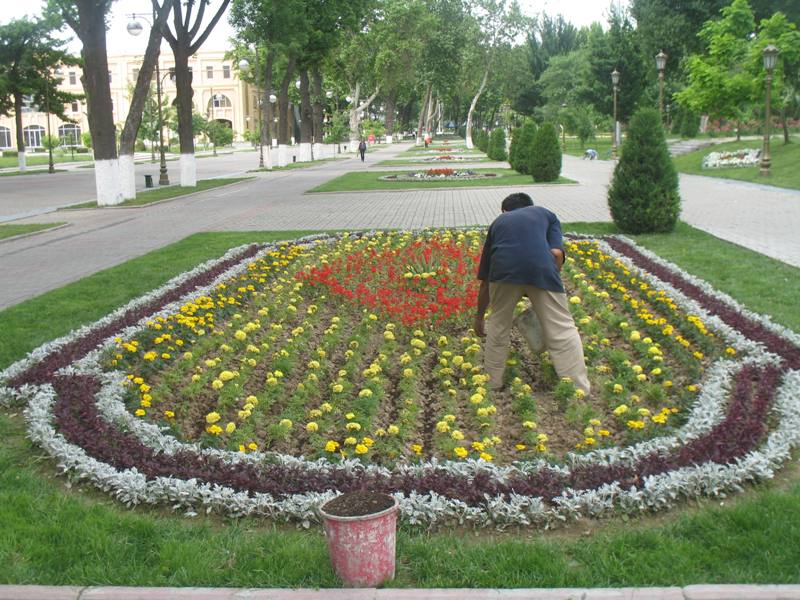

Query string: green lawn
[63,178,253,209]
[562,136,614,160]
[1,223,800,586]
[0,154,93,168]
[0,168,67,177]
[672,136,800,191]
[0,222,65,241]
[309,169,574,193]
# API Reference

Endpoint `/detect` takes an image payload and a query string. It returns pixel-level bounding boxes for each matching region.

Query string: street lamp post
[655,50,667,125]
[611,68,620,159]
[127,12,169,185]
[45,70,55,173]
[238,55,265,168]
[760,44,779,177]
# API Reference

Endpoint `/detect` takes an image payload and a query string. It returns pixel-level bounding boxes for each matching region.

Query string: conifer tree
[529,122,561,182]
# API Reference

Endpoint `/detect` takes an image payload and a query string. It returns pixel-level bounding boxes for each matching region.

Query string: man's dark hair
[501,192,534,212]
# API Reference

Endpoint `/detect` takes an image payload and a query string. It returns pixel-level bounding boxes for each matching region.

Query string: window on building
[23,125,45,149]
[58,124,82,147]
[21,95,35,113]
[132,67,140,81]
[222,64,230,79]
[71,101,80,113]
[209,94,232,109]
[0,126,11,149]
[206,65,214,79]
[69,71,76,85]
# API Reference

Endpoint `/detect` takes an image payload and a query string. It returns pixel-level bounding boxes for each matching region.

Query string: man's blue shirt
[477,205,565,293]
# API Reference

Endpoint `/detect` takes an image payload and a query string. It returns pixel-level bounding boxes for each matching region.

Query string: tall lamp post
[45,70,55,173]
[655,50,667,124]
[238,55,265,168]
[127,12,169,185]
[611,68,620,159]
[760,44,779,177]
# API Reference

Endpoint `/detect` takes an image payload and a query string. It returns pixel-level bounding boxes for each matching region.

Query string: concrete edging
[0,222,71,245]
[3,585,800,600]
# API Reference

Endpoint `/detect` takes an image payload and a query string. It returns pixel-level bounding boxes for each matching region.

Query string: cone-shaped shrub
[474,129,489,152]
[608,107,680,233]
[510,121,537,174]
[529,122,561,182]
[487,128,507,161]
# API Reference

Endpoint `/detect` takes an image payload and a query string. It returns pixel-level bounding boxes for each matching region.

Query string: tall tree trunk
[311,67,324,156]
[276,56,295,166]
[13,92,26,170]
[384,93,396,144]
[349,83,380,151]
[425,92,436,136]
[118,2,171,198]
[76,0,122,205]
[298,69,313,161]
[465,68,488,149]
[416,84,430,145]
[262,49,274,145]
[173,48,196,186]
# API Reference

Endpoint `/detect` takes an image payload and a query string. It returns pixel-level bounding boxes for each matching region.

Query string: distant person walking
[358,139,367,162]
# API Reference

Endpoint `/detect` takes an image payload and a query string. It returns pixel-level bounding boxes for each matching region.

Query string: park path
[0,141,797,311]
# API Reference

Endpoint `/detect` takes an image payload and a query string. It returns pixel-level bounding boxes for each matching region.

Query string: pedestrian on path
[358,139,367,162]
[474,192,590,395]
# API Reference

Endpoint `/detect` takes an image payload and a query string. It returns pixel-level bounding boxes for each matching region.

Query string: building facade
[0,50,257,151]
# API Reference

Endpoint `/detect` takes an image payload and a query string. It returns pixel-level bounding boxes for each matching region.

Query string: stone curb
[0,222,70,245]
[2,586,800,600]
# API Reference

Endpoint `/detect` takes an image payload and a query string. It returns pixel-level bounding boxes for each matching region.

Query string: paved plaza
[0,141,798,311]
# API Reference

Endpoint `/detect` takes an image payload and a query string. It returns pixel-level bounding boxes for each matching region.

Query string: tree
[205,120,233,155]
[529,122,561,182]
[674,0,757,141]
[487,127,507,160]
[161,0,231,186]
[509,119,536,174]
[608,108,680,233]
[0,16,80,171]
[136,85,175,160]
[48,0,122,205]
[463,0,525,149]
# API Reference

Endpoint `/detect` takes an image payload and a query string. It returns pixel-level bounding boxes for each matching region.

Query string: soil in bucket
[323,491,395,517]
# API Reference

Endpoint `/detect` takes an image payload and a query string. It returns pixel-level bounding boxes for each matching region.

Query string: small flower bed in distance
[702,148,760,169]
[2,230,799,528]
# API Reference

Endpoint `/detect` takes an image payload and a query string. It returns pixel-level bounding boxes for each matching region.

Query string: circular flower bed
[2,231,799,529]
[380,169,496,182]
[423,155,468,162]
[702,148,760,169]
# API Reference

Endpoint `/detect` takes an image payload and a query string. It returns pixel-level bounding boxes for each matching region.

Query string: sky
[0,0,630,55]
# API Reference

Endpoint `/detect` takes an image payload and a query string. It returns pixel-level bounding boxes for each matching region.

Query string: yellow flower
[207,424,223,435]
[346,422,362,431]
[522,420,537,429]
[234,330,247,341]
[443,414,456,423]
[164,410,174,418]
[436,421,450,433]
[536,433,548,443]
[411,444,423,455]
[279,418,293,429]
[479,452,493,461]
[248,442,258,451]
[626,420,646,430]
[589,418,601,426]
[325,440,340,452]
[515,444,526,450]
[206,412,221,424]
[306,422,319,432]
[383,331,395,341]
[403,368,414,378]
[219,370,235,381]
[470,393,484,405]
[355,444,369,454]
[344,437,357,445]
[629,331,641,342]
[321,402,333,412]
[613,404,629,416]
[331,384,344,393]
[358,389,373,398]
[225,422,236,434]
[613,383,624,394]
[387,425,400,435]
[451,430,464,441]
[453,447,469,458]
[598,429,610,437]
[362,437,374,447]
[569,296,582,304]
[134,408,146,417]
[471,441,485,452]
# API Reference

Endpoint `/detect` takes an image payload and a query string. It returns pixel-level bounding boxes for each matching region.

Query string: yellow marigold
[387,425,400,435]
[383,331,395,341]
[346,422,362,431]
[362,437,374,447]
[613,383,624,394]
[358,389,373,398]
[234,330,247,341]
[344,436,357,446]
[206,412,221,424]
[143,351,157,361]
[436,421,450,433]
[219,370,235,381]
[411,444,423,455]
[629,331,641,342]
[164,410,174,418]
[471,441,485,452]
[355,444,368,454]
[279,418,293,429]
[589,418,601,426]
[325,440,340,452]
[451,430,464,441]
[321,402,333,412]
[207,424,223,435]
[537,433,549,443]
[515,444,526,450]
[479,452,493,461]
[598,429,610,437]
[225,422,236,434]
[626,420,646,430]
[613,404,629,416]
[453,447,468,459]
[522,420,537,429]
[135,409,146,417]
[306,422,319,432]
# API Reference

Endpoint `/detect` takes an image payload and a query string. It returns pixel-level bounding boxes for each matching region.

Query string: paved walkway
[0,141,798,312]
[2,584,800,599]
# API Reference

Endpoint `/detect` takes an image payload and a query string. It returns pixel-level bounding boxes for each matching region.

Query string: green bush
[529,122,561,182]
[608,107,680,233]
[680,112,700,138]
[487,128,507,161]
[81,131,93,149]
[2,150,18,158]
[75,146,90,154]
[509,121,537,174]
[472,128,488,152]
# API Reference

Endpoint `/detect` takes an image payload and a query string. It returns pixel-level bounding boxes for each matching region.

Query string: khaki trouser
[484,282,590,395]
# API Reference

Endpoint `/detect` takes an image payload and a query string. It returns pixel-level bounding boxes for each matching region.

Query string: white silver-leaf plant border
[1,232,799,528]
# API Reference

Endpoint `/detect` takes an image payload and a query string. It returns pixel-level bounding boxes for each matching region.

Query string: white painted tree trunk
[313,142,325,159]
[263,145,273,170]
[386,134,393,144]
[465,69,489,150]
[349,83,381,152]
[180,154,197,187]
[17,151,26,171]
[94,159,124,206]
[119,154,136,200]
[298,142,313,162]
[277,144,288,167]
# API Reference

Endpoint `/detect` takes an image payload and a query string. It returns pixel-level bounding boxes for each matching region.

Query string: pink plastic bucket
[319,493,399,587]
